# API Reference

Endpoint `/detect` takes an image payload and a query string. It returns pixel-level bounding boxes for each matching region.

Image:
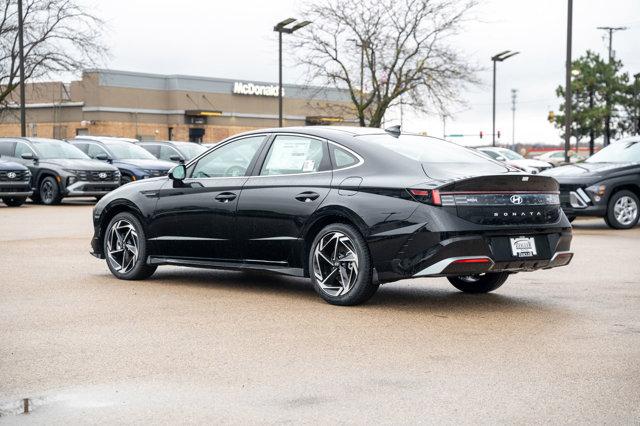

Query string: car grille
[75,170,118,181]
[0,184,30,193]
[0,170,30,182]
[145,169,168,177]
[558,184,583,208]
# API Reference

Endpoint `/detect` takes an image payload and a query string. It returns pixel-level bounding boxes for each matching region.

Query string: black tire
[103,212,157,280]
[2,196,27,207]
[309,223,378,306]
[447,272,510,294]
[120,175,133,185]
[605,190,639,229]
[39,176,62,205]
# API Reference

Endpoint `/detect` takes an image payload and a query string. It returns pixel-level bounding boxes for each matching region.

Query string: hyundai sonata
[90,127,573,305]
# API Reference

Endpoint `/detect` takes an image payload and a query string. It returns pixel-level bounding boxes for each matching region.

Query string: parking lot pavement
[1,202,639,423]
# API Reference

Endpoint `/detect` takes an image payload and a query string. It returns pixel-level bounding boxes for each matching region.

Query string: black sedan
[542,138,640,229]
[90,127,573,305]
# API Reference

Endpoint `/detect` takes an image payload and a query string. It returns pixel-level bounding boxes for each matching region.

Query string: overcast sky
[81,0,640,146]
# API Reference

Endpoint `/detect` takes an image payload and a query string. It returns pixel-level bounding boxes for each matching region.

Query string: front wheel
[39,176,62,205]
[104,212,157,280]
[2,196,27,207]
[606,190,639,229]
[448,272,510,294]
[309,223,378,306]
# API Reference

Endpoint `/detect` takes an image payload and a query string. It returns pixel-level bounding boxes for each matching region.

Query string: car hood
[114,159,175,170]
[507,159,552,169]
[0,158,28,170]
[38,158,118,171]
[541,161,640,184]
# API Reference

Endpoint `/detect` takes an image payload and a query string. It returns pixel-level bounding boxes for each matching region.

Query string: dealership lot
[1,202,639,423]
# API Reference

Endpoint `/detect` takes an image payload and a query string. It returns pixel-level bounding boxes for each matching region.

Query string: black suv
[0,157,32,206]
[137,140,208,163]
[0,137,121,205]
[542,137,640,229]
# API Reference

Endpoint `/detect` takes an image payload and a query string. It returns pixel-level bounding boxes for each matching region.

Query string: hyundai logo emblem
[7,171,17,179]
[98,172,107,179]
[510,195,524,205]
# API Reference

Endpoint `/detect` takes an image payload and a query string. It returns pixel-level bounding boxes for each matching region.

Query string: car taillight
[409,189,441,206]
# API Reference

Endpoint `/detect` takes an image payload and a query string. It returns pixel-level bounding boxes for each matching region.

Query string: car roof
[0,137,64,144]
[73,136,139,144]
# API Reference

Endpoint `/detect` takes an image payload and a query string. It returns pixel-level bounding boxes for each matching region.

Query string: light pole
[597,26,627,146]
[17,0,26,137]
[564,0,573,163]
[274,18,311,127]
[511,89,517,151]
[491,50,519,147]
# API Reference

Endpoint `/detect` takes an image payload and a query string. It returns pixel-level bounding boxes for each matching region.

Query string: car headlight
[63,169,79,175]
[586,184,606,197]
[67,176,77,185]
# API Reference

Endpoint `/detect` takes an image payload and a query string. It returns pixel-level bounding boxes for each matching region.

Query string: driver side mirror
[495,155,506,161]
[169,164,186,181]
[169,155,184,163]
[21,152,36,161]
[95,153,109,161]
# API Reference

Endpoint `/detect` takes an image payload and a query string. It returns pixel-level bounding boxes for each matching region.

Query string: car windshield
[497,149,523,160]
[586,140,640,163]
[176,143,207,159]
[107,142,157,160]
[31,139,89,159]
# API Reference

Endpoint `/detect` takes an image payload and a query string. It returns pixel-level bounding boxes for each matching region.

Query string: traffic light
[479,131,483,139]
[497,130,501,139]
[548,111,555,123]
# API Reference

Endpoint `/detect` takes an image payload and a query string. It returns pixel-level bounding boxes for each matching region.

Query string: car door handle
[295,191,320,202]
[215,192,237,203]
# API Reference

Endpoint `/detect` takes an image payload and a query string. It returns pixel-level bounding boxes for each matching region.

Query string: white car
[477,147,553,174]
[534,150,583,166]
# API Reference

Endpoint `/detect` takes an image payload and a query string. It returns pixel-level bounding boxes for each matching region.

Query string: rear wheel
[448,272,510,294]
[104,212,157,280]
[39,176,62,205]
[309,223,378,306]
[2,196,27,207]
[606,190,639,229]
[120,175,133,185]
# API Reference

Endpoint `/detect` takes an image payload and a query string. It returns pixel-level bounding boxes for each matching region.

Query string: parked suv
[137,140,208,163]
[0,157,32,206]
[69,137,175,184]
[0,137,120,205]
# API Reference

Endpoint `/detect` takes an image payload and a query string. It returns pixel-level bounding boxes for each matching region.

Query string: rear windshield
[361,134,503,164]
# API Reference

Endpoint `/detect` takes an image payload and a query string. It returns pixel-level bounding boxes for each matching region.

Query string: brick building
[0,69,356,143]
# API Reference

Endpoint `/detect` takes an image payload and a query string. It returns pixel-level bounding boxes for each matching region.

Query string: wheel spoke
[313,231,360,297]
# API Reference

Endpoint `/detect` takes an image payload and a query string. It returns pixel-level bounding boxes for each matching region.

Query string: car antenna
[385,125,401,138]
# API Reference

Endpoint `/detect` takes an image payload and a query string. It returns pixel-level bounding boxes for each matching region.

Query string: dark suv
[0,137,121,205]
[69,137,175,184]
[0,157,32,206]
[137,140,208,163]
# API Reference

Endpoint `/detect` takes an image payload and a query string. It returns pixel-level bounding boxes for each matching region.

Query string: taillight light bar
[409,189,441,206]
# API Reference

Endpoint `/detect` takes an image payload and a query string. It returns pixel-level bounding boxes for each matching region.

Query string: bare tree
[0,0,107,107]
[294,0,478,127]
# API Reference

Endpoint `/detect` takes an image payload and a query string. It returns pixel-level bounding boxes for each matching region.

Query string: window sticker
[302,159,315,172]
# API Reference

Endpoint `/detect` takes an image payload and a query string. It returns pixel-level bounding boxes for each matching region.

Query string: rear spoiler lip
[439,190,560,195]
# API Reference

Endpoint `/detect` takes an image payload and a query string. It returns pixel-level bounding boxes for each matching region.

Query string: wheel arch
[300,206,368,277]
[609,183,640,201]
[97,200,146,252]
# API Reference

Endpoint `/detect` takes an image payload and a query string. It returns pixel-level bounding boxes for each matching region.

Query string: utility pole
[563,0,573,163]
[17,0,26,137]
[634,73,640,135]
[491,50,519,147]
[511,89,517,151]
[597,26,627,146]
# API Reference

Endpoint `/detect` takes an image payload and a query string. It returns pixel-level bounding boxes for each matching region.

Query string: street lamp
[274,18,311,127]
[17,0,26,137]
[491,50,519,146]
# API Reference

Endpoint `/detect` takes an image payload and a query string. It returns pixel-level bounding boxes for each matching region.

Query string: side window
[15,142,35,158]
[159,145,180,161]
[551,152,565,158]
[331,145,359,169]
[260,135,325,176]
[0,141,16,156]
[191,136,265,178]
[481,150,500,160]
[87,144,109,159]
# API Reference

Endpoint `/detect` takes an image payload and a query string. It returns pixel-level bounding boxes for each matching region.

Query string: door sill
[147,256,304,277]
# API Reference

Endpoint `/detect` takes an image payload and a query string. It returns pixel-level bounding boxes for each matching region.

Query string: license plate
[510,236,537,258]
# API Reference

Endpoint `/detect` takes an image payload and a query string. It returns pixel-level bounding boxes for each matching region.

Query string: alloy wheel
[312,231,359,296]
[41,180,54,203]
[614,196,638,226]
[106,219,139,273]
